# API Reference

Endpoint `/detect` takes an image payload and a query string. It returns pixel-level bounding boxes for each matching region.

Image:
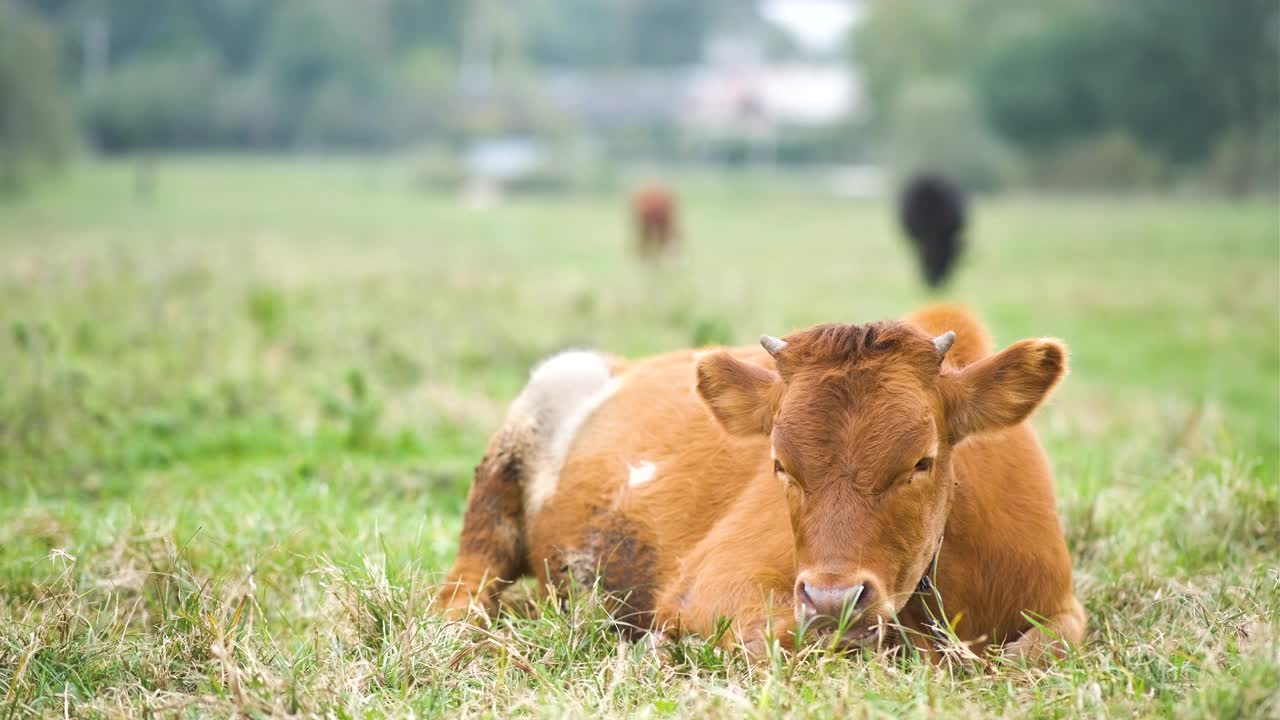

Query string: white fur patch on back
[628,461,656,487]
[504,350,619,516]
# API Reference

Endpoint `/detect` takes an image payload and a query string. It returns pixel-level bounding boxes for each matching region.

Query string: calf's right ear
[695,352,783,436]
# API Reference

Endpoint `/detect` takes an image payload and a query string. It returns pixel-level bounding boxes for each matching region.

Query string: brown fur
[631,185,677,259]
[436,438,530,620]
[437,304,1084,661]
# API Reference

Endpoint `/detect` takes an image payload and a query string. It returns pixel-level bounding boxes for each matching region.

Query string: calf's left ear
[695,352,783,436]
[941,338,1067,440]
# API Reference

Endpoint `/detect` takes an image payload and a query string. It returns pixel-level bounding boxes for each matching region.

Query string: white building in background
[685,0,864,133]
[539,0,866,134]
[684,63,858,131]
[684,0,883,195]
[460,0,879,197]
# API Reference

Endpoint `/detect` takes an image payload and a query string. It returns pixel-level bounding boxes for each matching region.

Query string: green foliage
[860,0,1280,192]
[209,72,288,148]
[20,0,718,153]
[978,2,1236,163]
[527,0,709,67]
[321,369,383,451]
[885,79,1019,192]
[982,0,1279,184]
[82,52,221,150]
[1031,131,1170,191]
[387,0,466,56]
[262,0,393,147]
[527,0,626,67]
[690,314,734,348]
[0,4,77,192]
[24,0,470,151]
[246,286,286,340]
[1204,120,1280,197]
[625,0,709,67]
[856,0,1003,130]
[974,12,1110,153]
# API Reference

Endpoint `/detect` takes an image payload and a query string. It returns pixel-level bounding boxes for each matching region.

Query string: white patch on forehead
[628,461,656,487]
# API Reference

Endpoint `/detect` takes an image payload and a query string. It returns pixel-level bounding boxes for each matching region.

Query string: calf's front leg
[654,579,799,658]
[436,448,529,621]
[1002,595,1087,664]
[653,526,799,656]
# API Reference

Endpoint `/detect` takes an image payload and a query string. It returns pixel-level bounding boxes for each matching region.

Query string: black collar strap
[913,535,949,645]
[915,535,942,594]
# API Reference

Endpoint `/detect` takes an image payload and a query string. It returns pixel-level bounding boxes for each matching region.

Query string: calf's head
[695,321,1066,645]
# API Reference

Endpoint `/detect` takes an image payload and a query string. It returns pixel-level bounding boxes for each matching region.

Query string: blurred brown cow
[630,184,678,260]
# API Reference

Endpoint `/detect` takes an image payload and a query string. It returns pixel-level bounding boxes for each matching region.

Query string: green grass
[1,157,1276,717]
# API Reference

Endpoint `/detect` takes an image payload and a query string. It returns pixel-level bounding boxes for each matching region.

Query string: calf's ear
[695,352,783,436]
[942,338,1067,440]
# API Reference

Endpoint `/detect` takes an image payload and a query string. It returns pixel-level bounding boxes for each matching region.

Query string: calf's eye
[914,457,934,473]
[774,459,785,475]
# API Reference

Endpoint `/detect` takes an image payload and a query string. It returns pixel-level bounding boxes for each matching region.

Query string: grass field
[1,158,1276,717]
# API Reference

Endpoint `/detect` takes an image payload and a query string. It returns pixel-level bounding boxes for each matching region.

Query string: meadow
[0,158,1276,717]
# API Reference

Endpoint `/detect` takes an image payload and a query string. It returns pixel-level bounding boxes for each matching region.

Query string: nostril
[795,582,816,615]
[798,582,871,618]
[851,583,874,611]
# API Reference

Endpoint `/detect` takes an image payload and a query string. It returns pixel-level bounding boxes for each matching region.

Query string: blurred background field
[1,0,1278,716]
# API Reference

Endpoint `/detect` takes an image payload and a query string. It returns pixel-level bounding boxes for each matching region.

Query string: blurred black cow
[899,174,966,289]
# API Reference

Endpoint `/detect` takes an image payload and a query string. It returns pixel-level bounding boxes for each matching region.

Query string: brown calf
[438,305,1084,662]
[631,185,678,259]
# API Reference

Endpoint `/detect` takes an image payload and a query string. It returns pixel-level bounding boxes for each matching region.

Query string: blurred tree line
[1,0,1276,193]
[859,0,1279,192]
[7,0,717,155]
[27,0,470,151]
[0,2,77,191]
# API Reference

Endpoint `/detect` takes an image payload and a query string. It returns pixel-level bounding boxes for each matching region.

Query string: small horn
[933,331,956,357]
[760,335,788,358]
